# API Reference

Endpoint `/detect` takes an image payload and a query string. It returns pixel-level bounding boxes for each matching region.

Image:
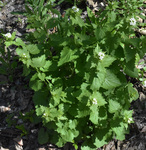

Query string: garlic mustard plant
[5,0,145,149]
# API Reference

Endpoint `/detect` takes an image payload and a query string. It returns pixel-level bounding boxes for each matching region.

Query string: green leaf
[62,129,78,142]
[89,109,99,124]
[38,128,49,144]
[101,55,116,67]
[50,87,62,106]
[108,99,121,113]
[128,83,139,102]
[124,59,139,78]
[93,128,111,148]
[102,70,121,89]
[87,7,94,18]
[26,44,40,54]
[75,16,85,27]
[68,119,78,130]
[95,27,106,40]
[91,92,107,106]
[31,55,46,68]
[58,47,78,66]
[123,45,136,63]
[108,11,116,22]
[90,77,101,91]
[40,60,58,72]
[15,38,26,47]
[38,72,46,81]
[29,73,44,91]
[47,18,59,29]
[111,121,126,141]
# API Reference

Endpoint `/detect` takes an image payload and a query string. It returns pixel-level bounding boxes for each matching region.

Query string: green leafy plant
[135,53,146,87]
[6,0,145,149]
[6,113,17,127]
[0,32,18,83]
[16,124,28,136]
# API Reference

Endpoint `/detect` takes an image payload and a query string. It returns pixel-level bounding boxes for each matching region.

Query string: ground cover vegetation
[1,0,146,149]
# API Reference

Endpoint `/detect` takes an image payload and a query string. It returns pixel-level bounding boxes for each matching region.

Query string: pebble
[13,136,23,146]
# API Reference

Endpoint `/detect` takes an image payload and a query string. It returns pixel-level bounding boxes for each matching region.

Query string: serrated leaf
[123,45,136,63]
[31,55,46,68]
[89,110,99,124]
[95,27,106,40]
[36,107,43,116]
[111,121,126,141]
[108,11,116,22]
[29,73,44,91]
[62,130,74,142]
[93,128,110,148]
[68,119,78,129]
[87,7,94,18]
[58,47,78,66]
[101,55,116,67]
[38,128,49,144]
[15,38,25,47]
[97,70,106,84]
[124,59,139,78]
[38,72,46,81]
[90,70,106,91]
[128,83,139,102]
[40,60,58,72]
[47,18,59,29]
[90,77,100,91]
[91,92,107,106]
[50,87,62,106]
[75,16,85,27]
[94,43,101,55]
[26,44,40,54]
[108,99,121,113]
[102,70,121,89]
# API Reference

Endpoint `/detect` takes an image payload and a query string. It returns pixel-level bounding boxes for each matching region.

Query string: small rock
[0,106,11,113]
[36,148,46,150]
[138,28,146,35]
[13,136,23,146]
[141,126,146,133]
[139,92,146,101]
[17,119,23,124]
[137,16,143,23]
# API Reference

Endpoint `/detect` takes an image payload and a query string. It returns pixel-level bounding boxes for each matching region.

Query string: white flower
[144,80,146,87]
[128,118,133,124]
[4,33,12,38]
[98,52,105,60]
[130,18,136,26]
[72,6,79,12]
[93,98,97,105]
[22,53,27,58]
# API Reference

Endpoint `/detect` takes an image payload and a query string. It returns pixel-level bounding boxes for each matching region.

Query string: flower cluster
[22,53,27,58]
[72,6,79,12]
[127,117,133,124]
[130,17,136,26]
[98,52,105,60]
[92,98,97,105]
[4,33,12,38]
